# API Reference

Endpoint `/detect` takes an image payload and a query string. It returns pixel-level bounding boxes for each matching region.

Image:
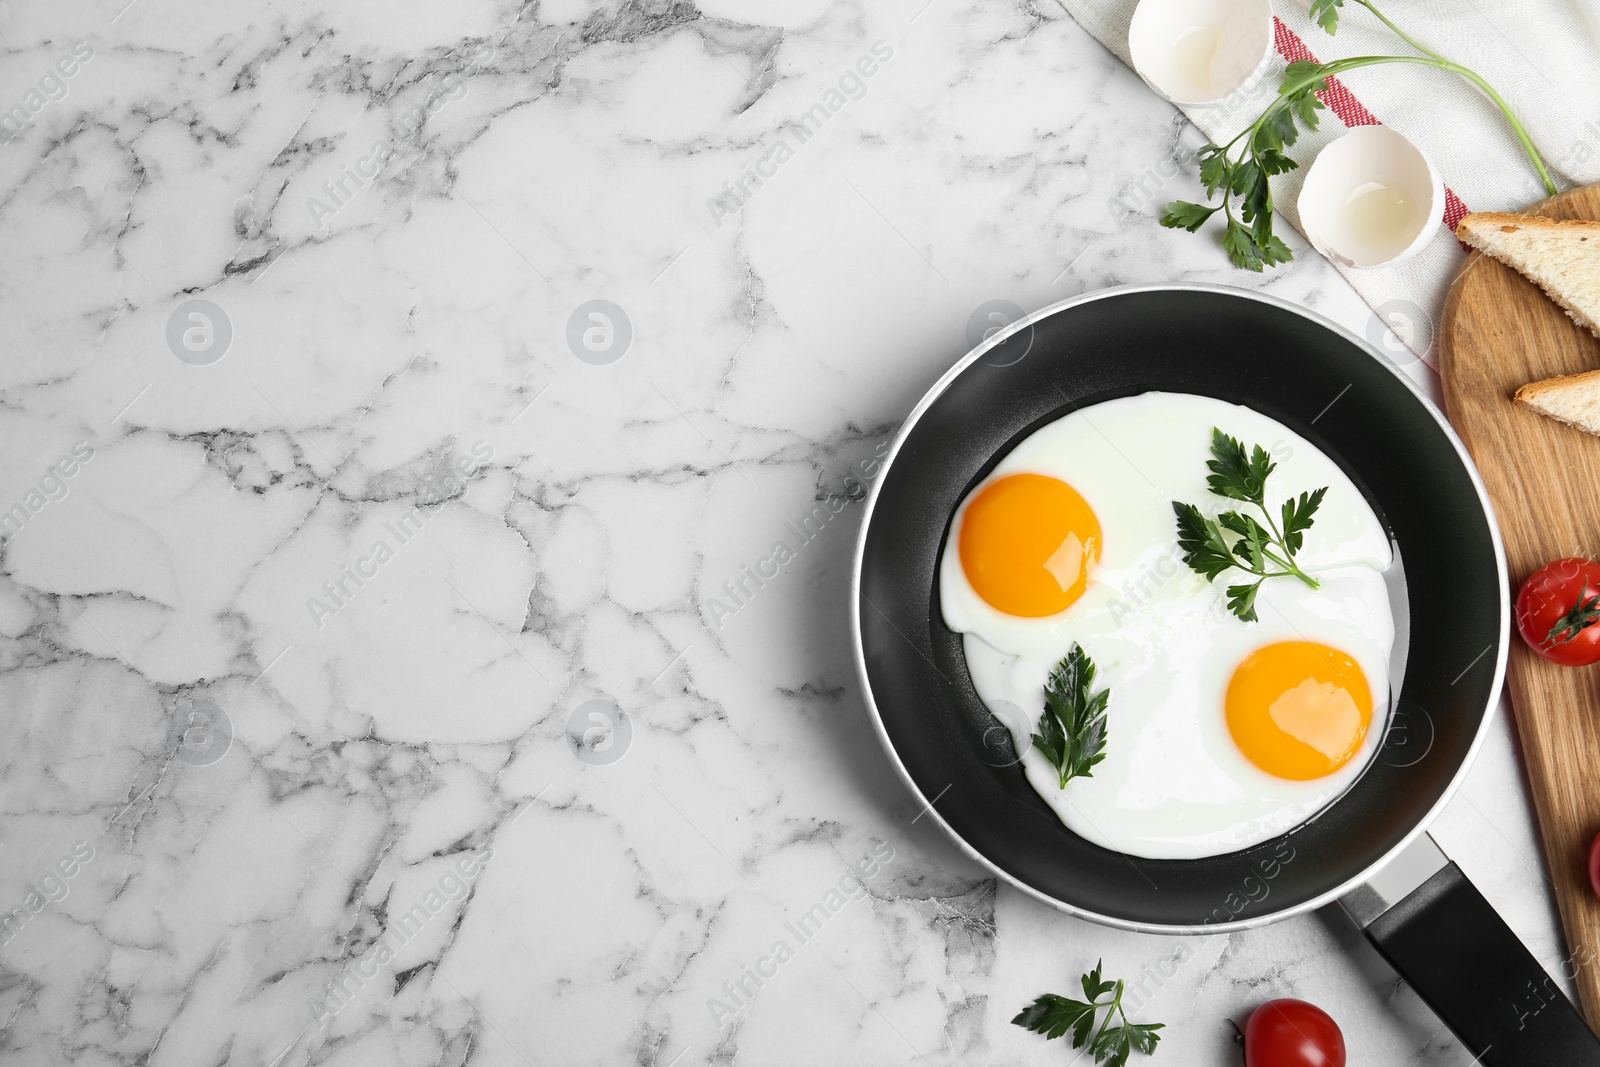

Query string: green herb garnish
[1172,429,1327,622]
[1031,643,1109,789]
[1161,0,1556,272]
[1013,960,1164,1067]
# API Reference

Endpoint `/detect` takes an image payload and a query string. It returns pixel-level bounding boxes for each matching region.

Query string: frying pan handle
[1341,834,1600,1064]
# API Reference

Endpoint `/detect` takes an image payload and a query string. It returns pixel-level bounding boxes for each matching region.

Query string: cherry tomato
[1243,999,1345,1067]
[1589,830,1600,901]
[1516,558,1600,667]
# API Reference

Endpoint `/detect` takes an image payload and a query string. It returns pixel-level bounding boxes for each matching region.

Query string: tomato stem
[1544,582,1600,647]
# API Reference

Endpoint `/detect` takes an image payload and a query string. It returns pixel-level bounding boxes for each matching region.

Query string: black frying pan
[851,285,1600,1063]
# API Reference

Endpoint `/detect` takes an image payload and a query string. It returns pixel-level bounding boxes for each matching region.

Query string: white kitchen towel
[1057,0,1600,364]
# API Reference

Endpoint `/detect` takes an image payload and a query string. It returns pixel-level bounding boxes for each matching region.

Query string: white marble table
[0,1,1567,1064]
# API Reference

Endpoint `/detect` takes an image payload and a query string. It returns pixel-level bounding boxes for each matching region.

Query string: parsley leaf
[1218,511,1272,570]
[1254,148,1298,176]
[1221,220,1266,273]
[1205,428,1274,505]
[1173,429,1328,622]
[1310,0,1344,34]
[1014,961,1164,1067]
[1159,200,1219,233]
[1259,234,1295,267]
[1197,145,1229,197]
[1013,993,1098,1046]
[1094,1026,1133,1067]
[1282,60,1329,90]
[1280,488,1328,554]
[1226,581,1265,623]
[1030,644,1110,789]
[1082,961,1117,1001]
[1291,84,1327,129]
[1172,501,1239,582]
[1126,1023,1165,1055]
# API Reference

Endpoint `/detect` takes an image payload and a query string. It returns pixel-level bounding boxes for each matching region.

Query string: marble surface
[0,1,1569,1065]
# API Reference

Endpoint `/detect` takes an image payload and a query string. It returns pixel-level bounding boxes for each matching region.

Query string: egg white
[940,392,1397,860]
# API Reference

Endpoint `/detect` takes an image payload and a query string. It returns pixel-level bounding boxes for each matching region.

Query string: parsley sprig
[1172,429,1327,623]
[1158,60,1321,271]
[1013,960,1164,1067]
[1031,643,1109,789]
[1161,0,1556,272]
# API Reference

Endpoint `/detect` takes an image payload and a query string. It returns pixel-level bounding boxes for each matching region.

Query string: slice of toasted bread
[1457,212,1600,341]
[1514,367,1600,437]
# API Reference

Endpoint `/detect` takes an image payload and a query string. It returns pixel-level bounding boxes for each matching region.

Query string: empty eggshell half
[1128,0,1274,109]
[1297,125,1445,269]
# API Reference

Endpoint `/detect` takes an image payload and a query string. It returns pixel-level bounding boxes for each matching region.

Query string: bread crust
[1458,212,1600,239]
[1513,368,1600,438]
[1513,367,1600,405]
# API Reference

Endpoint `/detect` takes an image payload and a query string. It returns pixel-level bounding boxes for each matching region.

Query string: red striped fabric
[1271,16,1470,232]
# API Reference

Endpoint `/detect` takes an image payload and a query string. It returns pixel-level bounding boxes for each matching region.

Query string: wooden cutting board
[1439,182,1600,1023]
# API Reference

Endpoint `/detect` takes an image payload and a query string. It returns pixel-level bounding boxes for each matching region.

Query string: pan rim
[849,281,1510,935]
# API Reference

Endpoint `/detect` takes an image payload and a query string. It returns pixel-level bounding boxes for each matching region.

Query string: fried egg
[939,392,1399,860]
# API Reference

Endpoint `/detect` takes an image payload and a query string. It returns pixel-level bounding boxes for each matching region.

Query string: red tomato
[1516,558,1600,667]
[1243,999,1345,1067]
[1589,831,1600,901]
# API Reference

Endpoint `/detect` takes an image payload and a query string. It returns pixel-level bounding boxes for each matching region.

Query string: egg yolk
[1226,641,1373,780]
[958,473,1102,617]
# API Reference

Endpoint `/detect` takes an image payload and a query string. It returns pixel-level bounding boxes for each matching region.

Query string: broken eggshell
[1297,125,1446,269]
[1128,0,1274,109]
